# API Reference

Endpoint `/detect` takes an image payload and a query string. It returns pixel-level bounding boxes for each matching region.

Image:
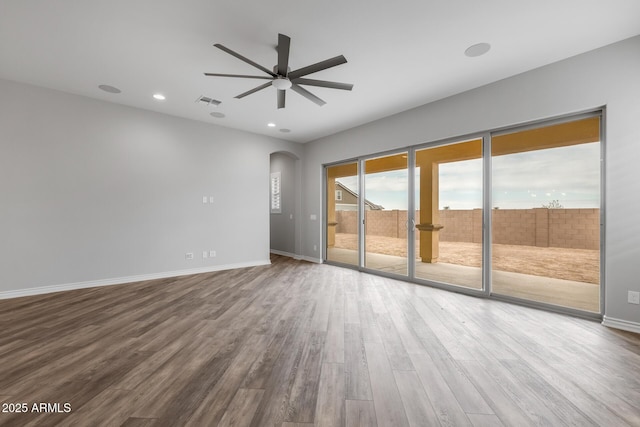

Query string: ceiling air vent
[195,96,221,107]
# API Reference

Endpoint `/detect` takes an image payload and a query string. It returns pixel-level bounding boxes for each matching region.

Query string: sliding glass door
[491,116,601,312]
[414,139,484,290]
[363,152,409,276]
[326,162,359,266]
[324,112,603,316]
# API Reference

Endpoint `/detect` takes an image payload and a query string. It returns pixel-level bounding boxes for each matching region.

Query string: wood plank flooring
[0,255,639,426]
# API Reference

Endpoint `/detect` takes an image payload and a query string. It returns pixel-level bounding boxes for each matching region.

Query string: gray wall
[270,152,297,255]
[303,36,640,326]
[0,78,303,293]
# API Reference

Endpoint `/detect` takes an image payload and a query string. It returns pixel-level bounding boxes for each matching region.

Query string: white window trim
[270,172,282,213]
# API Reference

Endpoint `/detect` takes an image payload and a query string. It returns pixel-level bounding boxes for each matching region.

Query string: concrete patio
[327,247,600,313]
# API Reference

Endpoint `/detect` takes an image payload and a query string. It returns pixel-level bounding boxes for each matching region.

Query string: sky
[337,142,600,210]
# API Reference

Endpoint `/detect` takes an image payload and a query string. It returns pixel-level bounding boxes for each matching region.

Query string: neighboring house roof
[336,182,384,210]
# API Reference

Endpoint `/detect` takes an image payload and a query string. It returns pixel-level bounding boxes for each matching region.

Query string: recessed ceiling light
[267,123,276,128]
[98,84,121,94]
[465,42,491,57]
[279,129,291,133]
[153,93,166,101]
[210,112,225,118]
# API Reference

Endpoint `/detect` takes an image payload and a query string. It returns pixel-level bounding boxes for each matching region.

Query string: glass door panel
[491,117,601,312]
[414,139,483,289]
[326,162,359,266]
[363,153,409,276]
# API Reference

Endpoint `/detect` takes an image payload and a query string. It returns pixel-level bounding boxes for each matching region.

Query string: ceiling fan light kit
[272,77,292,90]
[204,33,353,109]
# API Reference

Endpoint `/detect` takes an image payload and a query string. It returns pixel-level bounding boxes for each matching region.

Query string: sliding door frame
[409,133,488,297]
[488,110,605,319]
[323,108,604,319]
[359,151,412,278]
[407,149,417,280]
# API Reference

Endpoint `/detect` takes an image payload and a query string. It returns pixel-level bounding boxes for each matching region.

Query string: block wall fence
[335,208,599,250]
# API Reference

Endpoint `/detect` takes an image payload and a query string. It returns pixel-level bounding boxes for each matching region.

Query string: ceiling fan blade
[277,34,291,76]
[292,78,353,91]
[214,43,277,77]
[235,82,272,99]
[277,90,286,109]
[291,84,326,106]
[204,73,272,80]
[288,55,347,79]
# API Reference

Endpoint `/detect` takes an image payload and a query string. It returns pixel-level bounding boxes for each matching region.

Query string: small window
[335,189,343,201]
[271,172,281,213]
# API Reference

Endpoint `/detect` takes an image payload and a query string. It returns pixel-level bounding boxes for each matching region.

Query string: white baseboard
[0,259,271,300]
[269,250,322,264]
[602,316,640,334]
[270,249,298,259]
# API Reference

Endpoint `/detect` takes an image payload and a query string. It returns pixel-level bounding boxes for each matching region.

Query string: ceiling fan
[204,33,353,109]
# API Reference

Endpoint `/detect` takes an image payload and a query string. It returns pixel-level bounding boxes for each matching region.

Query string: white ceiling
[1,1,639,143]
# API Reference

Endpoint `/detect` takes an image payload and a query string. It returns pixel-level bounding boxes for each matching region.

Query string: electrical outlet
[209,250,216,258]
[209,196,214,203]
[202,196,208,204]
[202,251,208,259]
[313,245,317,251]
[185,252,194,260]
[628,291,640,305]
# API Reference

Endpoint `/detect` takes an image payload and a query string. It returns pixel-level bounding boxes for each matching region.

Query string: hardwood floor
[0,255,639,426]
